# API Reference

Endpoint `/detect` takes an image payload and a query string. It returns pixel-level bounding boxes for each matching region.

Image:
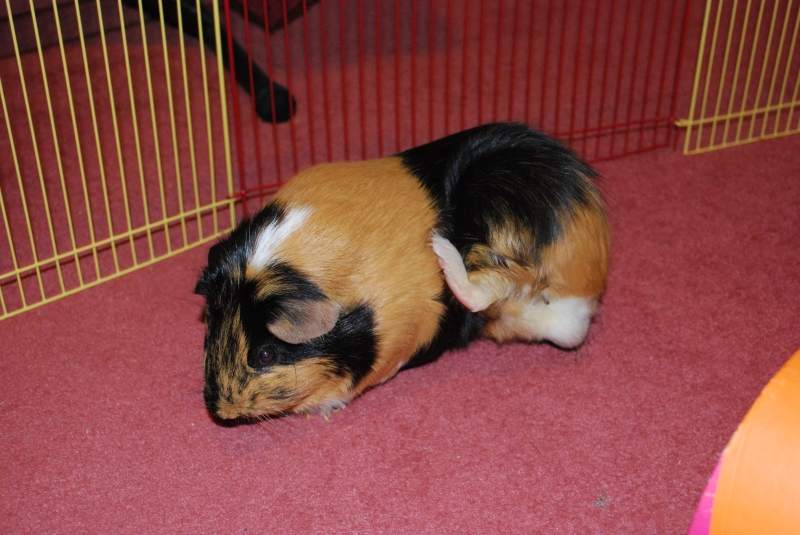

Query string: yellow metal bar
[721,0,754,145]
[0,184,11,314]
[195,0,219,236]
[97,0,139,266]
[210,0,236,232]
[696,0,727,151]
[677,99,800,126]
[774,2,800,134]
[0,232,226,322]
[786,30,800,128]
[25,0,71,294]
[761,0,793,138]
[0,199,235,284]
[71,0,124,277]
[0,0,237,322]
[174,0,203,242]
[6,0,52,301]
[748,0,781,140]
[134,0,173,255]
[735,0,767,143]
[53,0,92,285]
[119,1,156,260]
[709,0,741,147]
[685,124,800,154]
[0,75,28,309]
[684,0,716,154]
[156,0,189,250]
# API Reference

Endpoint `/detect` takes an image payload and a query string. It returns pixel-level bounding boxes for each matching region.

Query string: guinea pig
[195,122,610,420]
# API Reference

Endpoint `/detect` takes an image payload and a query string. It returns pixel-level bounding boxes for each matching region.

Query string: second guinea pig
[195,122,610,420]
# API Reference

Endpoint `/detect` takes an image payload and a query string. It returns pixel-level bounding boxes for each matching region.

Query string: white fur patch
[380,359,408,384]
[249,206,311,269]
[519,295,593,348]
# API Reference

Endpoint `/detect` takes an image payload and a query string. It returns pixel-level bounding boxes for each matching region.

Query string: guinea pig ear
[268,298,341,344]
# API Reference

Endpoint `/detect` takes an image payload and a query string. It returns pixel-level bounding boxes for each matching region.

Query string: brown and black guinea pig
[195,122,610,420]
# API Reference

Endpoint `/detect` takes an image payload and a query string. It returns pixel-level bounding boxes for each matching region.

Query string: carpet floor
[2,130,799,533]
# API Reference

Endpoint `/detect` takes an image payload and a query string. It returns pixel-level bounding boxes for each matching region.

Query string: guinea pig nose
[259,348,275,366]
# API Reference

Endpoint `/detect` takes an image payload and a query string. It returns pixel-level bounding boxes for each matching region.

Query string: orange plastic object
[710,348,800,535]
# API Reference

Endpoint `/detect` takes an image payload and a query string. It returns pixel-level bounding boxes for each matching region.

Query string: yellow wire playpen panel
[680,0,800,153]
[0,0,235,320]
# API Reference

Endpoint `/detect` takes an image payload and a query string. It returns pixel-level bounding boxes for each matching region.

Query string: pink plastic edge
[686,456,723,535]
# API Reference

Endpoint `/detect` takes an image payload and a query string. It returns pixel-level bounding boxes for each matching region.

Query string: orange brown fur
[267,157,446,394]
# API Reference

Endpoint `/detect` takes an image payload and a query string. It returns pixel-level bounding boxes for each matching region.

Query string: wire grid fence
[679,0,800,153]
[225,0,694,214]
[0,0,235,320]
[1,0,696,321]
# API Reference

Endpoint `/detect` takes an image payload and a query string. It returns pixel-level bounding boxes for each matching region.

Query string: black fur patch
[309,304,377,385]
[194,202,286,299]
[399,122,596,250]
[196,202,379,408]
[236,265,378,389]
[405,295,486,370]
[399,122,598,365]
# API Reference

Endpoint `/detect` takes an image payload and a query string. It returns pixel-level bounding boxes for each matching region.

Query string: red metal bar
[670,0,694,148]
[478,0,486,124]
[609,0,633,156]
[460,0,471,131]
[339,0,350,160]
[523,1,536,124]
[242,0,265,204]
[589,141,671,163]
[411,0,418,147]
[223,0,248,213]
[596,0,617,160]
[622,2,647,153]
[638,0,664,150]
[320,0,333,162]
[281,0,298,174]
[301,0,316,165]
[555,115,674,139]
[232,0,693,204]
[445,0,453,134]
[358,0,367,160]
[507,0,522,121]
[555,1,568,136]
[394,0,401,152]
[429,0,435,141]
[569,0,587,147]
[583,0,602,156]
[262,0,284,190]
[540,1,552,130]
[492,0,503,122]
[376,0,384,155]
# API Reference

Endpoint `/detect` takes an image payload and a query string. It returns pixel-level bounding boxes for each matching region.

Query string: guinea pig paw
[314,399,347,421]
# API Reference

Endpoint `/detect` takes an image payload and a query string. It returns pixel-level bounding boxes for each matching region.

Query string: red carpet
[2,1,799,533]
[2,132,799,533]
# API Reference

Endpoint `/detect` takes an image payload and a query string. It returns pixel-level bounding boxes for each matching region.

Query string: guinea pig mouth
[215,402,251,420]
[214,401,272,420]
[213,394,294,420]
[212,386,355,420]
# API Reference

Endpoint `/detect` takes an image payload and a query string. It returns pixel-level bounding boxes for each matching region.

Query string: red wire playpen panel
[221,0,692,214]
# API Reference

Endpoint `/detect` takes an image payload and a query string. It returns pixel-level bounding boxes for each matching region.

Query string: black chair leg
[131,0,296,123]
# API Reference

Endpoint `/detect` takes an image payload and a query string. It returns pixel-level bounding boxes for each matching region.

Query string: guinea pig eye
[258,348,275,367]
